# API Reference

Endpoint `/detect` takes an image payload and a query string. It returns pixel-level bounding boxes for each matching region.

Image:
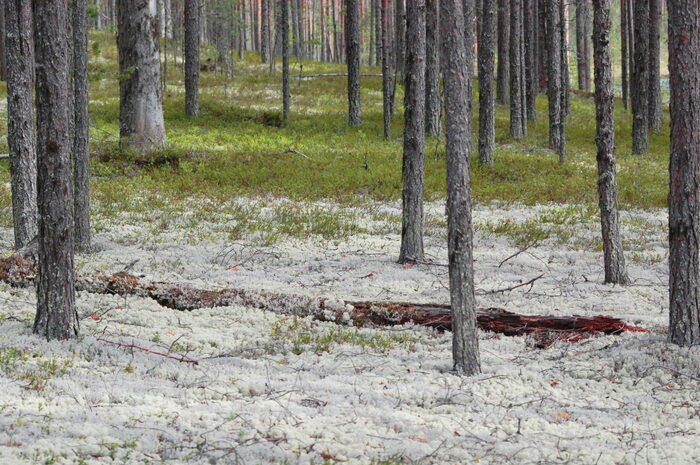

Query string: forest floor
[0,33,695,465]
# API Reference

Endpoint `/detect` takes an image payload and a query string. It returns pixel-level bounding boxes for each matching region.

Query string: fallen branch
[281,148,312,160]
[96,337,199,365]
[479,273,545,295]
[0,257,647,348]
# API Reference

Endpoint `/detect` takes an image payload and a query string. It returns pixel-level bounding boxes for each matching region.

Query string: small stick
[482,273,545,294]
[97,337,199,365]
[282,148,312,160]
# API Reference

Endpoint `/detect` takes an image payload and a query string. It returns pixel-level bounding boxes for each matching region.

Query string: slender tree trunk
[496,0,509,105]
[261,0,270,62]
[668,0,700,346]
[547,0,564,161]
[399,0,426,265]
[425,0,441,137]
[282,0,290,122]
[524,0,537,122]
[621,0,629,109]
[631,0,649,154]
[184,0,200,117]
[5,0,37,249]
[33,0,79,340]
[117,0,166,152]
[395,0,406,79]
[509,0,525,138]
[576,0,591,91]
[381,0,393,138]
[346,0,361,125]
[374,0,382,66]
[593,0,628,285]
[478,0,496,165]
[441,0,481,377]
[73,0,91,252]
[647,0,662,132]
[537,0,548,93]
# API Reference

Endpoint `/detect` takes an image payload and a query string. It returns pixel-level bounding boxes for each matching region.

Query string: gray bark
[346,0,361,125]
[441,0,481,376]
[631,0,649,154]
[5,0,37,249]
[592,0,628,285]
[73,0,91,252]
[184,0,200,118]
[621,0,629,109]
[547,0,564,161]
[524,0,538,122]
[425,0,441,137]
[33,0,79,340]
[509,0,525,139]
[282,0,290,122]
[668,0,700,346]
[399,0,426,265]
[496,0,509,105]
[374,0,382,66]
[381,0,393,138]
[395,0,406,79]
[576,0,591,91]
[478,0,496,165]
[647,0,662,132]
[117,0,166,152]
[261,0,270,62]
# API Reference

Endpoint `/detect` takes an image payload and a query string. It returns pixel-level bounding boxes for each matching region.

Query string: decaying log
[0,257,648,347]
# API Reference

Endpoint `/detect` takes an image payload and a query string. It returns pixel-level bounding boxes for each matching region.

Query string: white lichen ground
[0,198,698,465]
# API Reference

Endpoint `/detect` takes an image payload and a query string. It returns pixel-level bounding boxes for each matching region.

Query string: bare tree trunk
[496,0,509,105]
[441,0,481,377]
[524,0,538,122]
[576,0,591,91]
[261,0,270,62]
[620,0,629,109]
[399,0,426,265]
[282,0,290,122]
[631,0,649,154]
[5,0,37,249]
[647,0,662,132]
[425,0,441,137]
[395,0,406,79]
[593,0,628,285]
[117,0,166,152]
[509,0,525,138]
[547,0,564,161]
[668,0,700,346]
[73,0,91,252]
[33,0,78,340]
[184,0,200,117]
[346,0,361,125]
[478,0,496,165]
[374,0,382,66]
[381,0,393,138]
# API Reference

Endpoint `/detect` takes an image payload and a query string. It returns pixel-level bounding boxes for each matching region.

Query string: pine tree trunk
[346,0,361,125]
[374,0,382,66]
[5,0,37,250]
[33,0,79,340]
[620,0,629,109]
[576,0,591,91]
[394,0,406,79]
[117,0,166,152]
[547,0,563,161]
[73,0,91,252]
[509,0,524,139]
[381,0,393,138]
[425,0,441,137]
[592,0,628,285]
[184,0,200,117]
[668,0,700,346]
[261,0,270,62]
[647,0,662,132]
[478,0,496,165]
[496,0,509,105]
[441,0,481,377]
[282,0,290,122]
[399,0,426,265]
[524,0,537,122]
[631,0,649,154]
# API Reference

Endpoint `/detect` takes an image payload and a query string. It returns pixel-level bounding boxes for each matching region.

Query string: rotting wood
[0,257,648,348]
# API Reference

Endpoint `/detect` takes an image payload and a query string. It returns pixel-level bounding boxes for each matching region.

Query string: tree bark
[592,0,628,285]
[441,0,481,376]
[509,0,525,138]
[425,0,441,137]
[631,0,649,154]
[346,0,361,125]
[647,0,662,132]
[620,0,629,109]
[5,0,37,250]
[524,0,538,122]
[282,0,290,122]
[399,0,426,265]
[478,0,496,165]
[261,0,270,62]
[33,0,79,340]
[381,0,393,138]
[496,0,509,105]
[668,0,700,346]
[576,0,591,91]
[73,0,91,252]
[117,0,167,152]
[547,0,564,162]
[184,0,200,117]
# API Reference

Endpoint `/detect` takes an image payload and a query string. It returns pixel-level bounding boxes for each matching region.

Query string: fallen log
[0,257,647,347]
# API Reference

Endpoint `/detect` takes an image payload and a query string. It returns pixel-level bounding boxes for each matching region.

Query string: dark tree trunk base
[0,257,648,348]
